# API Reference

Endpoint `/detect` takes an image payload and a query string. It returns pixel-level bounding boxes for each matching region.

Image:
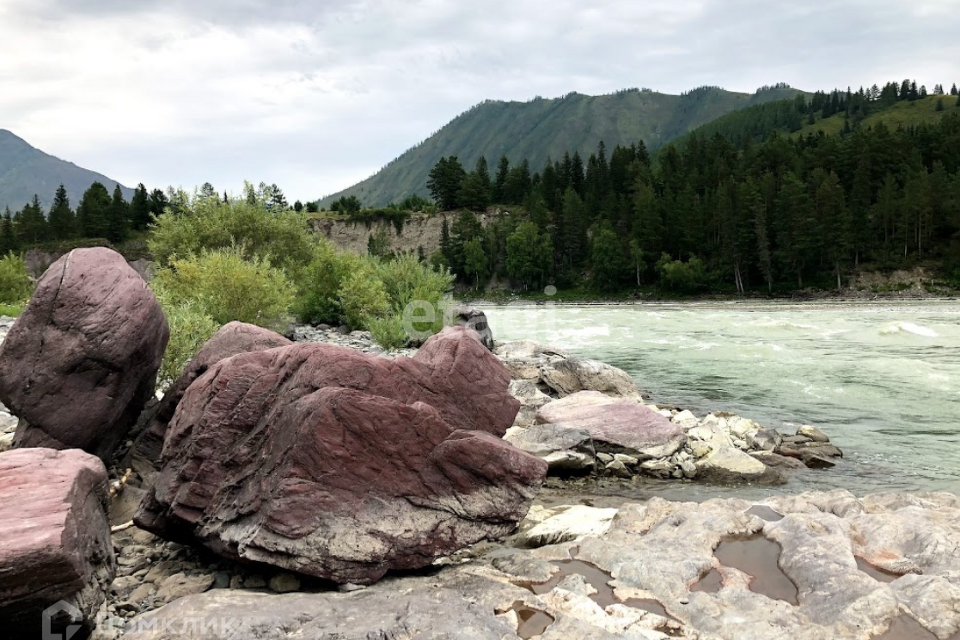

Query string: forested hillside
[0,130,134,211]
[416,82,960,294]
[318,85,804,208]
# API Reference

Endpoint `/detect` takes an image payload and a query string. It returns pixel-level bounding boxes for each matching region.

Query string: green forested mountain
[319,84,805,207]
[413,81,960,294]
[0,129,134,212]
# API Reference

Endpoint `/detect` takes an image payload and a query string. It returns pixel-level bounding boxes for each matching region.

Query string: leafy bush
[337,266,390,329]
[293,240,365,325]
[0,252,33,304]
[656,254,708,292]
[153,246,295,329]
[373,252,453,339]
[155,300,219,387]
[366,313,409,351]
[148,191,314,276]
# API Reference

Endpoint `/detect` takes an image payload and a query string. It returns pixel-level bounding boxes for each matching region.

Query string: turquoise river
[483,301,960,500]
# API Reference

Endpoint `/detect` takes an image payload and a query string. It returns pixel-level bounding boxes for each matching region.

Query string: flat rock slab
[696,446,785,485]
[0,248,168,460]
[0,448,116,638]
[136,328,545,585]
[122,575,527,640]
[536,391,684,459]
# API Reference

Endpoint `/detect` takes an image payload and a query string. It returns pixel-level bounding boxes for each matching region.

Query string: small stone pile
[496,338,842,485]
[292,325,415,356]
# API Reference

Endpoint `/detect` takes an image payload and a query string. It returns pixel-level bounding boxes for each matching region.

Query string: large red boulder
[136,327,543,584]
[0,448,116,639]
[130,321,292,475]
[0,248,169,460]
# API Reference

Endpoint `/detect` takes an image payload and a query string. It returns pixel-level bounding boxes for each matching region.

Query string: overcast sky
[1,0,958,202]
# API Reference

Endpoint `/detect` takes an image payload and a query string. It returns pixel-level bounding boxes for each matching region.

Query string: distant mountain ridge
[0,129,134,212]
[319,84,806,207]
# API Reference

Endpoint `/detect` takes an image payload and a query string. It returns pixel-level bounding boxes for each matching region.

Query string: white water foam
[879,322,939,338]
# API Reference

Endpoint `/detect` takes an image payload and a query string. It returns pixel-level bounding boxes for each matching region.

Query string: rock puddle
[692,535,799,605]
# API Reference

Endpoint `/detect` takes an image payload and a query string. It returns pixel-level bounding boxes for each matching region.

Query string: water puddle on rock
[746,505,784,522]
[525,556,678,631]
[855,557,900,583]
[509,602,554,639]
[690,568,722,593]
[690,536,799,605]
[530,559,619,607]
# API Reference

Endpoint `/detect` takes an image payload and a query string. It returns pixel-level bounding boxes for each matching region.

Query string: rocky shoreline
[1,252,958,640]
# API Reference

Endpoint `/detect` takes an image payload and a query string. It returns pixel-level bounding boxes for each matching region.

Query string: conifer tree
[494,156,509,204]
[0,207,17,254]
[106,185,129,243]
[77,182,112,238]
[17,195,48,245]
[129,184,152,231]
[48,184,75,240]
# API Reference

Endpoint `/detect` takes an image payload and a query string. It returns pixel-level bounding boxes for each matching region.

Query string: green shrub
[155,301,219,387]
[366,313,409,350]
[656,254,708,293]
[153,246,295,330]
[293,239,365,325]
[0,252,33,304]
[337,266,390,329]
[148,192,314,276]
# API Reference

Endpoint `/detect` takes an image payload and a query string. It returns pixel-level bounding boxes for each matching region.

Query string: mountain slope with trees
[319,85,805,208]
[0,129,134,212]
[416,79,960,295]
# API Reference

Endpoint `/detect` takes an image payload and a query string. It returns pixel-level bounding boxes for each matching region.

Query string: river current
[483,301,960,500]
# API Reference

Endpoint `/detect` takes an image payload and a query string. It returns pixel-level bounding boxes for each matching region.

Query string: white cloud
[1,0,957,202]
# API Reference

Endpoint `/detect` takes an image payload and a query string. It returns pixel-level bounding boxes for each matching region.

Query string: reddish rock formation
[136,327,542,584]
[0,448,115,638]
[130,321,292,475]
[0,248,168,460]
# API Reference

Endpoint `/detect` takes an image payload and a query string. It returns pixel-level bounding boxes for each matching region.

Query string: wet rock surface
[0,248,168,460]
[136,328,544,585]
[0,448,116,639]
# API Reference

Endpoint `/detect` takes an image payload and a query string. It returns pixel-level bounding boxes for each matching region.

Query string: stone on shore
[0,248,168,460]
[0,448,116,638]
[495,340,639,398]
[536,391,685,459]
[451,305,495,350]
[695,446,786,485]
[129,321,292,479]
[136,327,545,584]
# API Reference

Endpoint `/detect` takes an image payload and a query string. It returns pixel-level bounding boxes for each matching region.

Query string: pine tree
[17,195,48,245]
[105,185,129,243]
[149,188,170,219]
[494,156,509,203]
[48,184,75,240]
[77,182,112,238]
[0,207,17,255]
[129,184,152,231]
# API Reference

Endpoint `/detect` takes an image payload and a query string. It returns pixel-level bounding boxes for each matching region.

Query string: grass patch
[0,303,23,317]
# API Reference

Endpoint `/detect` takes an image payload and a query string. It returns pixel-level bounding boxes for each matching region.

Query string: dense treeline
[683,80,960,148]
[427,93,960,293]
[0,181,169,254]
